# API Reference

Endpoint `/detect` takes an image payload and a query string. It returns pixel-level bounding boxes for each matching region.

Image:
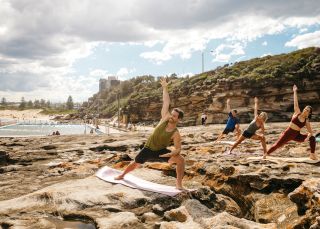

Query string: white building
[99,76,120,93]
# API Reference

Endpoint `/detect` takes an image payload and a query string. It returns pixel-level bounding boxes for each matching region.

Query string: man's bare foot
[310,153,318,160]
[176,186,188,191]
[263,153,267,159]
[224,149,232,155]
[114,174,125,180]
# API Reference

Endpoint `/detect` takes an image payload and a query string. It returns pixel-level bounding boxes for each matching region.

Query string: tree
[40,99,46,108]
[34,100,40,108]
[66,95,74,110]
[19,97,26,110]
[27,100,33,108]
[1,97,7,106]
[46,100,51,108]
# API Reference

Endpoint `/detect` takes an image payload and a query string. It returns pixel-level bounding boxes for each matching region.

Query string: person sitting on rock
[215,98,241,142]
[265,85,317,160]
[201,113,207,126]
[133,124,137,131]
[228,97,268,156]
[115,77,186,190]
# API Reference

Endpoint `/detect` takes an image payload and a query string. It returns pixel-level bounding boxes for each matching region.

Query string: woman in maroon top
[266,85,317,160]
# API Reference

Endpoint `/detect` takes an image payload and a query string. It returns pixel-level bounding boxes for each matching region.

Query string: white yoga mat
[96,166,186,196]
[247,156,320,164]
[218,141,235,145]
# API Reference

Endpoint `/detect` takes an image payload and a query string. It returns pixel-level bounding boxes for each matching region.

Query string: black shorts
[135,147,171,164]
[242,130,254,138]
[223,127,235,135]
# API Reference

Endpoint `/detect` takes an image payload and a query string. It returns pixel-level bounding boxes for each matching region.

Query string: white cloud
[285,30,320,48]
[117,67,129,76]
[262,41,268,46]
[178,72,195,78]
[283,16,320,28]
[143,40,163,47]
[261,53,272,57]
[299,28,308,33]
[140,51,172,65]
[89,69,108,77]
[0,0,319,101]
[140,33,208,64]
[211,43,246,63]
[139,14,319,64]
[116,67,137,80]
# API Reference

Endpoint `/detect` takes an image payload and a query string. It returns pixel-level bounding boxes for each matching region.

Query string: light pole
[202,51,204,73]
[117,91,120,128]
[202,50,214,73]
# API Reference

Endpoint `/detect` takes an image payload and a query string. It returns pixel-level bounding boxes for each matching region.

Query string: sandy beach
[0,109,51,120]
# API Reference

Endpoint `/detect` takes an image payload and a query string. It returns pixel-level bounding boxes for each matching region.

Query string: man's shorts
[223,127,235,135]
[135,147,171,164]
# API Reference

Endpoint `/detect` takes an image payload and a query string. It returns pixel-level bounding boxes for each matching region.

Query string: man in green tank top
[115,78,185,190]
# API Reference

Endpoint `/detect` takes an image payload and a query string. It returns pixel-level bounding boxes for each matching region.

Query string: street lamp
[117,90,120,128]
[202,51,204,73]
[201,50,214,73]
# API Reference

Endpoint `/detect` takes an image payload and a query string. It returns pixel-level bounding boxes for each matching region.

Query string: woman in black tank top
[228,97,268,156]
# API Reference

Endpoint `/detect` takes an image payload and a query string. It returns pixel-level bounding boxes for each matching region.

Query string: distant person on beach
[215,98,240,142]
[316,133,320,142]
[115,77,186,190]
[265,85,317,160]
[227,97,268,156]
[201,113,207,126]
[52,131,56,135]
[55,131,60,135]
[127,122,132,131]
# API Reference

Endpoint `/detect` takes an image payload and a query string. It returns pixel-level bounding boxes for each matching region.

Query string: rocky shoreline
[0,122,319,228]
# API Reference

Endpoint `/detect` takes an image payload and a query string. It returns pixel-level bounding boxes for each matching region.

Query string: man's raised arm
[226,98,231,113]
[160,77,170,120]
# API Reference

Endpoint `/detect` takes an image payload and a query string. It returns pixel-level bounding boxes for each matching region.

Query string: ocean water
[0,124,100,137]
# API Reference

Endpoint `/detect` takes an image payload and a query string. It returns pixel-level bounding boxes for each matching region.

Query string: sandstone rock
[215,194,242,217]
[141,212,160,223]
[0,151,9,165]
[191,186,217,208]
[254,193,299,227]
[159,220,202,229]
[289,178,320,227]
[146,162,173,171]
[0,124,319,228]
[41,145,57,150]
[183,199,214,221]
[151,196,181,215]
[96,212,142,229]
[201,212,277,229]
[164,206,189,222]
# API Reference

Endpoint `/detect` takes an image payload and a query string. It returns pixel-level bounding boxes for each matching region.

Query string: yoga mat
[96,166,188,196]
[217,141,235,145]
[247,156,320,164]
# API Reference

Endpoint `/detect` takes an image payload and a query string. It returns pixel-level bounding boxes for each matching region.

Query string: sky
[0,0,319,103]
